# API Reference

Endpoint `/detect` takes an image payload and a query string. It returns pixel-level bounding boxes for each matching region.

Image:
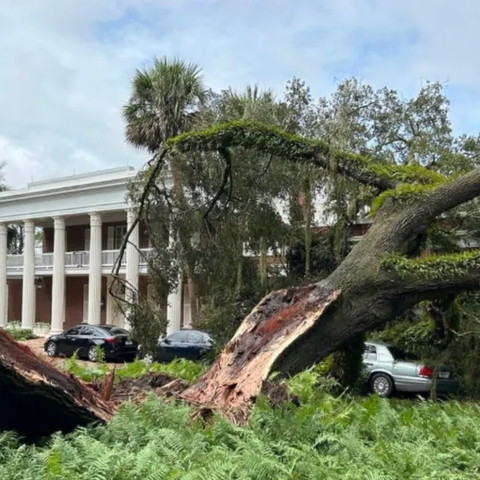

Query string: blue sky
[1,0,480,188]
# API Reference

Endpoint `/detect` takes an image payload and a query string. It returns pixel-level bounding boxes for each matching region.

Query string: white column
[88,213,102,325]
[21,219,35,329]
[125,209,139,328]
[50,217,65,334]
[0,223,7,327]
[167,274,183,335]
[166,219,182,334]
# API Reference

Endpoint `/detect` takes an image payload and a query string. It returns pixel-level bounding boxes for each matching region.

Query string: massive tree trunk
[181,169,480,420]
[182,285,340,422]
[0,331,114,441]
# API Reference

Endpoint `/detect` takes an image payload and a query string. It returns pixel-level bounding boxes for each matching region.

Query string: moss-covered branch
[167,121,444,192]
[382,251,480,281]
[370,183,445,216]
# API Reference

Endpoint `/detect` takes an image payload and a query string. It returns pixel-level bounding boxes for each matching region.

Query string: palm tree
[123,58,207,324]
[123,57,207,152]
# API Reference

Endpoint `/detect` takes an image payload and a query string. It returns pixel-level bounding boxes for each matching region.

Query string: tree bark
[0,330,114,441]
[181,285,340,421]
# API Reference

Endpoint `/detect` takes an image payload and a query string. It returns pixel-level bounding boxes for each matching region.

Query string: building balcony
[6,248,153,276]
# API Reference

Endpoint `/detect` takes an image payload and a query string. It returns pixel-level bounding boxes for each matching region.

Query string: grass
[2,365,480,479]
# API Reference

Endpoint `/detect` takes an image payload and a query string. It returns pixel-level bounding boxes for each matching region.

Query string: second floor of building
[0,167,154,277]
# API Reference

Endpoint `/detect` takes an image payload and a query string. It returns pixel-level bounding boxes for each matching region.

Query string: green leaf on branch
[381,250,480,280]
[166,120,445,188]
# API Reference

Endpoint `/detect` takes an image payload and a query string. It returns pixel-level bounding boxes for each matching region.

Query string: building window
[85,229,90,251]
[83,284,88,322]
[114,225,127,250]
[108,225,127,250]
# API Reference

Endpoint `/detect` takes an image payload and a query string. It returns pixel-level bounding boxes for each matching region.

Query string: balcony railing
[6,249,152,271]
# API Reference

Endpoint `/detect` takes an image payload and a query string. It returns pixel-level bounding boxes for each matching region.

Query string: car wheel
[88,346,98,362]
[142,353,154,366]
[370,373,394,398]
[46,341,57,357]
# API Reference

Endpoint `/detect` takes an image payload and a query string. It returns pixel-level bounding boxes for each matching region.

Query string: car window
[363,344,377,360]
[167,331,190,343]
[388,346,418,361]
[203,333,213,343]
[109,327,129,335]
[98,326,129,336]
[188,331,204,344]
[79,326,96,336]
[65,326,82,336]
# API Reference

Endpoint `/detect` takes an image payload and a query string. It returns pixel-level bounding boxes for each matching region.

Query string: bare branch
[202,147,232,222]
[109,148,168,311]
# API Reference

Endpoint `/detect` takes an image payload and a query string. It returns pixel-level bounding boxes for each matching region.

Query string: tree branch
[202,147,232,222]
[109,148,168,309]
[167,121,443,192]
[418,168,480,220]
[382,251,480,297]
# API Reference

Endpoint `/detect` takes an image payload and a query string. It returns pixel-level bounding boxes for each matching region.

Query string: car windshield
[388,346,418,361]
[99,326,129,336]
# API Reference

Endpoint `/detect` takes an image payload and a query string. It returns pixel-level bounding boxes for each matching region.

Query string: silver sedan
[363,342,459,398]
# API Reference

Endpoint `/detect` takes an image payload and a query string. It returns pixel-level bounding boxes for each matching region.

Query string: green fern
[2,387,480,479]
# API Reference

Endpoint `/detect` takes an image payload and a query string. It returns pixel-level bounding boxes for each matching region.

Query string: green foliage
[150,358,207,383]
[3,322,38,341]
[370,182,443,216]
[123,57,207,152]
[330,335,369,394]
[4,385,480,478]
[62,353,109,383]
[128,299,167,355]
[286,236,337,280]
[62,355,206,385]
[167,120,444,186]
[382,250,480,280]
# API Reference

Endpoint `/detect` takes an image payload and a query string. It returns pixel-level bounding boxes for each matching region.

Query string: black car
[44,324,138,362]
[147,330,213,363]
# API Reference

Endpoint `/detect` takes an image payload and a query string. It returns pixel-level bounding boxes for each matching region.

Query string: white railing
[6,248,153,271]
[102,250,126,267]
[6,255,23,268]
[65,251,90,268]
[35,253,54,268]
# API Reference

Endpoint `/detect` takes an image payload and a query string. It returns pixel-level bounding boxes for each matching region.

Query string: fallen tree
[158,122,480,419]
[103,120,480,422]
[0,330,114,441]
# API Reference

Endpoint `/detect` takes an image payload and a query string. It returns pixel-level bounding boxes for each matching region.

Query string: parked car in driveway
[363,342,459,398]
[142,330,213,364]
[44,324,138,362]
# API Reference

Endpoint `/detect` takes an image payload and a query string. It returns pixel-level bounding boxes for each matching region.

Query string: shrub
[3,322,38,341]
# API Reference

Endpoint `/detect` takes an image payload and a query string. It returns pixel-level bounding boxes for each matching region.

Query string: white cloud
[0,0,479,188]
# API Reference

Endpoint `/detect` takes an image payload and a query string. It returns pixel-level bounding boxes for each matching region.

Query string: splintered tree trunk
[0,330,115,441]
[180,205,445,422]
[181,284,341,422]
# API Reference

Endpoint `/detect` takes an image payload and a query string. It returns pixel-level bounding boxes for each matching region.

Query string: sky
[1,0,480,188]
